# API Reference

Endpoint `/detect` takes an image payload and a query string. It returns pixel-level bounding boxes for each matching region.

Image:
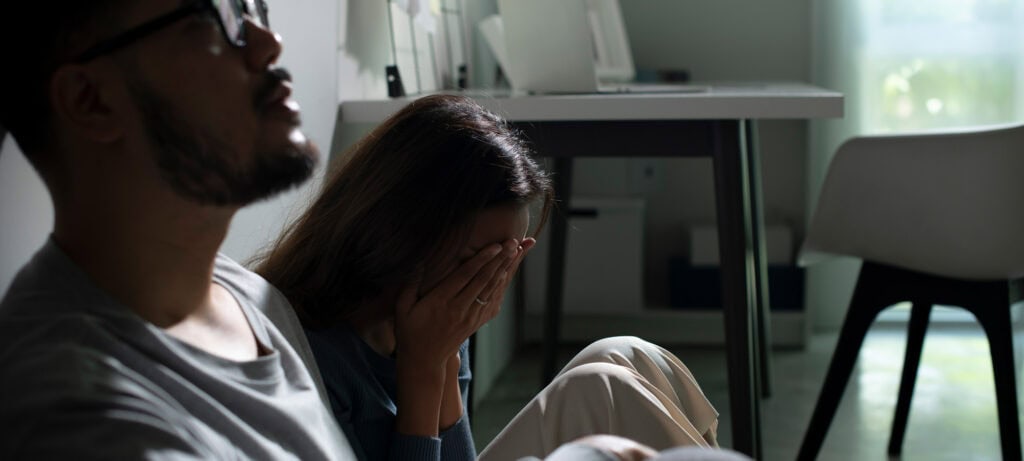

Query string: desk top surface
[338,82,844,123]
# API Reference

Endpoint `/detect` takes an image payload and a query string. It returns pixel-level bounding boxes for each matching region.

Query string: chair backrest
[801,122,1024,280]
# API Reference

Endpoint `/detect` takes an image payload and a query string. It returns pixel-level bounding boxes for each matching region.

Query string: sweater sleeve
[439,415,475,461]
[307,328,474,461]
[391,339,476,461]
[438,340,476,461]
[389,433,442,461]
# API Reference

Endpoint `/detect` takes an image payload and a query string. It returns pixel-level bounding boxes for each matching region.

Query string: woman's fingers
[472,237,534,311]
[505,238,535,283]
[399,238,529,362]
[424,242,505,302]
[468,238,536,329]
[454,240,518,309]
[474,249,517,308]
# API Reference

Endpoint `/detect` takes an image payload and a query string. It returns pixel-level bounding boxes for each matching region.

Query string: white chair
[796,123,1024,461]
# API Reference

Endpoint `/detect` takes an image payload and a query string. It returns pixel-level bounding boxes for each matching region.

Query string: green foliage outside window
[862,0,1021,132]
[865,56,1016,132]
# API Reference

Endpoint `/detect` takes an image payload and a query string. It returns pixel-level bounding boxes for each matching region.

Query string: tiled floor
[472,325,1018,460]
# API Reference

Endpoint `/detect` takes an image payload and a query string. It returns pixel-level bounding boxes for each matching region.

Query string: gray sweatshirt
[0,239,356,460]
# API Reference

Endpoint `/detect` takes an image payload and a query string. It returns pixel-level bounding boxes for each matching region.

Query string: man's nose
[242,19,282,71]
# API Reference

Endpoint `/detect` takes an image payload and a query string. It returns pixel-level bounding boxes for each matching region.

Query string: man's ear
[50,65,123,143]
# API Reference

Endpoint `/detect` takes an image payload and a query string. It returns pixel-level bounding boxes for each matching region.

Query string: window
[809,0,1024,328]
[859,0,1024,132]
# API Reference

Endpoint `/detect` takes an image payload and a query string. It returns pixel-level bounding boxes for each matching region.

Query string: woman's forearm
[396,361,446,438]
[438,353,464,430]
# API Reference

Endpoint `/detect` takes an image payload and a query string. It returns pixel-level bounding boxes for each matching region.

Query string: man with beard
[0,1,510,458]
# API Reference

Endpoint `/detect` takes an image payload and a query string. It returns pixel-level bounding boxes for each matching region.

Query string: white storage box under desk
[524,197,645,314]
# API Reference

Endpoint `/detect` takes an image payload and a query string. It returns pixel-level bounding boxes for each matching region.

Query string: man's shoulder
[0,244,145,374]
[0,340,213,459]
[0,318,197,454]
[213,253,306,340]
[0,271,126,369]
[0,245,176,411]
[0,290,246,459]
[0,310,150,395]
[212,254,333,402]
[212,253,291,318]
[0,239,118,323]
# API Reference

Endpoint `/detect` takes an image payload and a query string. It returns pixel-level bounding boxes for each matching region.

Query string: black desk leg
[744,119,773,398]
[712,120,762,459]
[542,157,574,384]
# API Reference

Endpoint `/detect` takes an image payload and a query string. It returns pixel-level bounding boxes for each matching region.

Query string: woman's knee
[583,336,651,355]
[544,362,712,450]
[567,336,653,367]
[557,361,639,385]
[551,362,645,400]
[544,362,664,423]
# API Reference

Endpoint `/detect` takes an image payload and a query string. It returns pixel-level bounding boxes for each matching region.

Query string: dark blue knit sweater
[305,324,474,461]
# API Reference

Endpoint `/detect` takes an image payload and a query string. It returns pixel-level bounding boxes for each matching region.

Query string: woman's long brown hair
[254,95,553,329]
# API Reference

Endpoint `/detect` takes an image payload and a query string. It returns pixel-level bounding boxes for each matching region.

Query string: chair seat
[801,122,1024,281]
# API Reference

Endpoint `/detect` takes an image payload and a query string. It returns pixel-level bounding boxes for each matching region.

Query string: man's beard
[127,73,317,207]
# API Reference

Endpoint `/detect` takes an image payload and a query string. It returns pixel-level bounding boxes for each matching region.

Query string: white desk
[333,82,844,458]
[339,82,840,122]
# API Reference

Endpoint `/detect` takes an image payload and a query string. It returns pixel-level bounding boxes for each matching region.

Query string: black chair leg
[797,265,893,461]
[888,302,932,456]
[971,299,1022,461]
[801,264,1021,460]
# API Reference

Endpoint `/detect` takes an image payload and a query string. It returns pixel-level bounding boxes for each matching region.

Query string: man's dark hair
[0,2,127,166]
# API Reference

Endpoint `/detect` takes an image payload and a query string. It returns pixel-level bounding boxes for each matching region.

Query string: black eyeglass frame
[72,0,269,64]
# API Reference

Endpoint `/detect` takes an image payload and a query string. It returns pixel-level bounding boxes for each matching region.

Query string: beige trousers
[478,336,719,461]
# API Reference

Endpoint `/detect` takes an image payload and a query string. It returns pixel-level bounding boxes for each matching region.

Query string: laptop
[491,0,706,95]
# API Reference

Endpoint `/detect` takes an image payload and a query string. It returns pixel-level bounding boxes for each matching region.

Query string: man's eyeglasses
[73,0,270,63]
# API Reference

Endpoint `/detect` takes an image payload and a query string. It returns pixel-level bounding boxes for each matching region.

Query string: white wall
[0,137,53,295]
[805,1,868,331]
[337,0,390,101]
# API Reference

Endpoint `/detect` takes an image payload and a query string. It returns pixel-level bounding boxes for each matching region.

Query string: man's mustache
[254,67,293,110]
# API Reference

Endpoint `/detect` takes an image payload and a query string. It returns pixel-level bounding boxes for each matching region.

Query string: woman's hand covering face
[394,205,534,366]
[394,239,515,367]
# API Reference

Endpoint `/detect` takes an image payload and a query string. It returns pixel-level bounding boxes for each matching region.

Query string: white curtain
[807,0,1024,330]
